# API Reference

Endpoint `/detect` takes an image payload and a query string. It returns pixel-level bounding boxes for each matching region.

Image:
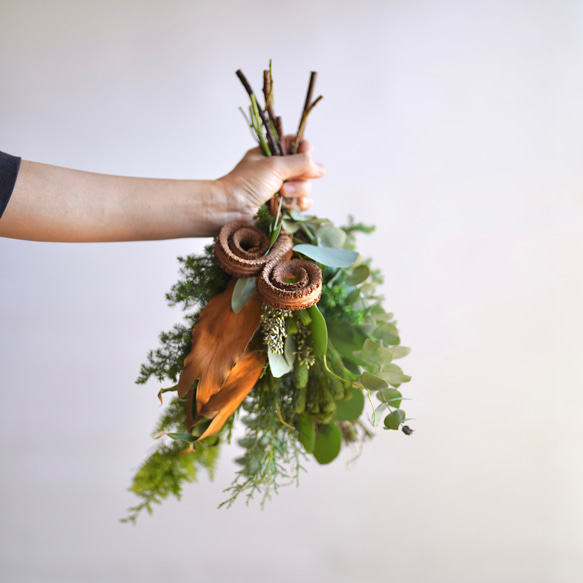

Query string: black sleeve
[0,151,22,220]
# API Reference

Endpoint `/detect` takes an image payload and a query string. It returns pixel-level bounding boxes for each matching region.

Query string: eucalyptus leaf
[297,413,315,453]
[356,338,393,371]
[373,322,400,345]
[345,288,361,305]
[313,422,342,464]
[389,346,411,359]
[377,363,411,386]
[360,282,376,296]
[384,409,405,430]
[268,351,291,378]
[288,210,311,222]
[293,244,359,268]
[333,388,365,421]
[317,225,347,248]
[308,304,328,355]
[360,316,378,335]
[359,371,389,391]
[377,388,402,408]
[231,278,256,313]
[344,265,371,286]
[281,218,302,233]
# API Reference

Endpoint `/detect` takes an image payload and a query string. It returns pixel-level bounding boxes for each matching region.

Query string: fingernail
[316,163,326,175]
[283,182,296,195]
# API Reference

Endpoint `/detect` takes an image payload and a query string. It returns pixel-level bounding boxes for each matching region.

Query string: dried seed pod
[257,258,322,310]
[214,221,293,278]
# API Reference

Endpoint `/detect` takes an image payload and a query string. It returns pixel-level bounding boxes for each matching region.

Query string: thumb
[270,153,326,182]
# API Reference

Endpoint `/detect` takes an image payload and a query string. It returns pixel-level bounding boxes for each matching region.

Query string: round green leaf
[377,388,402,408]
[384,409,405,430]
[373,322,400,345]
[317,225,347,248]
[359,371,388,391]
[313,422,342,464]
[297,413,315,453]
[389,346,412,359]
[344,264,371,286]
[334,388,365,421]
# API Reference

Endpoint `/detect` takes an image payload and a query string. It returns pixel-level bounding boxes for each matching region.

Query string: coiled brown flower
[257,258,322,311]
[214,222,293,278]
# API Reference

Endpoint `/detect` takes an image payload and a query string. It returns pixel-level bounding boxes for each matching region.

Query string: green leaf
[297,413,315,453]
[377,364,411,387]
[356,338,393,370]
[316,225,347,248]
[293,244,359,268]
[269,221,282,248]
[231,278,256,313]
[284,333,296,368]
[333,388,365,421]
[373,322,400,345]
[327,323,368,366]
[344,265,371,286]
[313,423,342,464]
[345,288,361,305]
[268,351,291,378]
[166,433,198,443]
[281,218,302,233]
[377,388,402,408]
[389,346,411,359]
[384,409,405,430]
[308,304,328,355]
[288,210,311,222]
[359,371,388,391]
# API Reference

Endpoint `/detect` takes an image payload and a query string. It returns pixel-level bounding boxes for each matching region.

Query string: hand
[217,137,326,222]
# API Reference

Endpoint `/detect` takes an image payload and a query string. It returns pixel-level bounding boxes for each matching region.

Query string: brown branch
[276,117,286,155]
[291,71,318,154]
[292,95,323,154]
[236,69,281,156]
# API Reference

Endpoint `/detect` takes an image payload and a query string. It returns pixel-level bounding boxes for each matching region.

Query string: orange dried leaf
[176,279,262,401]
[196,349,266,441]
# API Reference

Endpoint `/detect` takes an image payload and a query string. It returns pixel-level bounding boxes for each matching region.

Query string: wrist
[186,178,247,237]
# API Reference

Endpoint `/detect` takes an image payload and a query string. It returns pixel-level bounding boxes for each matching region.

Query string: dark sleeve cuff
[0,151,22,220]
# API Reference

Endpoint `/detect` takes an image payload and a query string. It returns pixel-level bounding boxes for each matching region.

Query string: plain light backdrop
[1,1,582,582]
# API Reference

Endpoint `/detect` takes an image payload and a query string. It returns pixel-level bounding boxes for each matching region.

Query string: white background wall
[1,1,582,582]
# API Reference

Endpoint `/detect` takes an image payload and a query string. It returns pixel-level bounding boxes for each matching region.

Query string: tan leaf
[195,349,266,441]
[176,279,262,402]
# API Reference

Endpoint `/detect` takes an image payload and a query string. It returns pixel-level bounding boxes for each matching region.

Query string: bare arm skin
[0,139,325,242]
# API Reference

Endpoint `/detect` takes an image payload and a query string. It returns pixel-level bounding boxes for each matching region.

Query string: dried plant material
[258,259,322,310]
[195,349,267,441]
[215,222,293,278]
[176,279,262,404]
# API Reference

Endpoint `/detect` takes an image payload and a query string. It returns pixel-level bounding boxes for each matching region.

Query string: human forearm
[0,161,235,242]
[0,141,324,243]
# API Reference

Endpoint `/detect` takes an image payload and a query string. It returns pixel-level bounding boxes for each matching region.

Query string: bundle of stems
[236,64,323,215]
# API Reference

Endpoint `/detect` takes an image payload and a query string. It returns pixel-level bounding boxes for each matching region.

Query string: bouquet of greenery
[123,65,412,523]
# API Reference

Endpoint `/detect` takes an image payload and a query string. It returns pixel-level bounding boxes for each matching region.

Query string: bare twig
[291,71,318,154]
[236,69,281,156]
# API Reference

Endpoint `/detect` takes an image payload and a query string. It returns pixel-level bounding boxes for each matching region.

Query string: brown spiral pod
[257,258,322,310]
[214,222,293,278]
